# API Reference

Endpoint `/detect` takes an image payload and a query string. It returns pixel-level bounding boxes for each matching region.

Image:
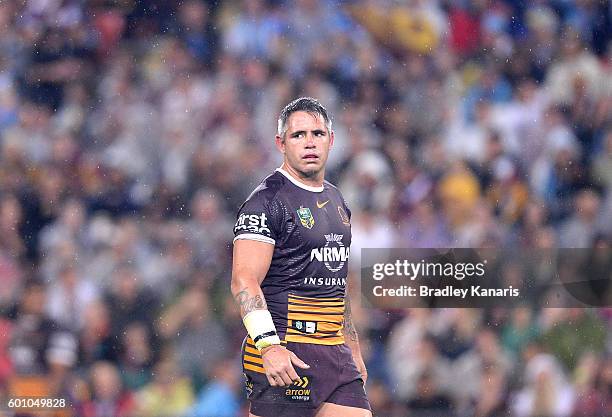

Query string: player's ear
[329,130,334,148]
[275,134,285,153]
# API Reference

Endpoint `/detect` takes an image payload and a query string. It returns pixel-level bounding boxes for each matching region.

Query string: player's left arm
[344,294,367,384]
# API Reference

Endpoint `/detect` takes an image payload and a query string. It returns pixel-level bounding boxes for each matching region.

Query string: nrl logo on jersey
[297,207,315,229]
[310,234,350,272]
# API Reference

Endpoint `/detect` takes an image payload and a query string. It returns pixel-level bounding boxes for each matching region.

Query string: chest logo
[297,206,315,229]
[310,234,349,272]
[316,200,329,209]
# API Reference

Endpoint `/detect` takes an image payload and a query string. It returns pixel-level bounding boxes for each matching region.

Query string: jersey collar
[275,167,324,193]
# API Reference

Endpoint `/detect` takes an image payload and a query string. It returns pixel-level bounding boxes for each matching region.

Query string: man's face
[276,111,334,179]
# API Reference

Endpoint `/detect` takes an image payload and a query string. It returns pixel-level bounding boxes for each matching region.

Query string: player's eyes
[292,132,325,138]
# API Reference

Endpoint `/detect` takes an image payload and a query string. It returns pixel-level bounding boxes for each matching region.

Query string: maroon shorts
[242,339,370,417]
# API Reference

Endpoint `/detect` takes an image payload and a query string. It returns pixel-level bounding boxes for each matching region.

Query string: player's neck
[279,163,324,189]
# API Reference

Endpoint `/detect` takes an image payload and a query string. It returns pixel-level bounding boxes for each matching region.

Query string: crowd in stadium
[0,0,610,416]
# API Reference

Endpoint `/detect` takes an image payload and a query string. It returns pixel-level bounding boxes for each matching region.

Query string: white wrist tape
[243,309,281,350]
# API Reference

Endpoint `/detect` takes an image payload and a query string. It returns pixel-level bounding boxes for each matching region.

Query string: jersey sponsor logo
[303,277,347,286]
[338,206,350,226]
[297,206,315,229]
[285,376,311,402]
[316,200,329,209]
[310,234,349,272]
[234,212,271,235]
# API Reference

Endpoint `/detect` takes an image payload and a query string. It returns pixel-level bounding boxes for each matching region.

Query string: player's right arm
[232,227,310,387]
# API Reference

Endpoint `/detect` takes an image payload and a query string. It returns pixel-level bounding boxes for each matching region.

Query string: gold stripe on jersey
[287,313,345,322]
[288,294,343,302]
[244,354,263,365]
[285,295,345,345]
[244,363,265,373]
[313,321,348,332]
[243,351,265,373]
[243,337,287,374]
[288,299,345,307]
[284,332,344,345]
[286,305,344,314]
[245,345,260,356]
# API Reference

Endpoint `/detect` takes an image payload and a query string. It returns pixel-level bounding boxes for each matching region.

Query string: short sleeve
[343,199,351,221]
[233,191,279,245]
[338,195,351,222]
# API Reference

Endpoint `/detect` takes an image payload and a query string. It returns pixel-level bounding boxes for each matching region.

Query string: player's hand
[261,345,310,387]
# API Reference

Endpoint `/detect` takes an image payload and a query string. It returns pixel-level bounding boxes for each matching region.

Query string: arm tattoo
[235,289,267,316]
[344,295,359,342]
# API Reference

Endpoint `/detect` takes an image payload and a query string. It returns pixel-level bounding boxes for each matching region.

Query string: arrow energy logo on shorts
[285,376,311,402]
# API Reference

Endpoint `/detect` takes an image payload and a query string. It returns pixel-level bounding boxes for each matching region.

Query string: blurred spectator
[571,351,610,417]
[6,278,78,402]
[46,264,99,331]
[469,365,509,417]
[406,371,453,417]
[223,0,283,59]
[157,284,227,385]
[174,0,217,64]
[78,301,117,368]
[389,334,452,401]
[7,279,77,375]
[186,359,241,417]
[399,199,453,248]
[0,193,25,259]
[501,307,541,357]
[542,308,606,372]
[350,206,397,269]
[559,189,603,247]
[117,321,156,391]
[436,309,482,360]
[545,28,605,106]
[185,189,233,273]
[134,356,195,417]
[20,27,93,110]
[592,130,612,191]
[104,265,159,335]
[366,378,408,417]
[39,198,87,265]
[513,343,576,417]
[0,318,12,383]
[452,328,513,411]
[80,361,135,417]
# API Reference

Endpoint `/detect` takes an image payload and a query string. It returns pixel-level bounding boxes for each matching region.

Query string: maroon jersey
[233,168,351,345]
